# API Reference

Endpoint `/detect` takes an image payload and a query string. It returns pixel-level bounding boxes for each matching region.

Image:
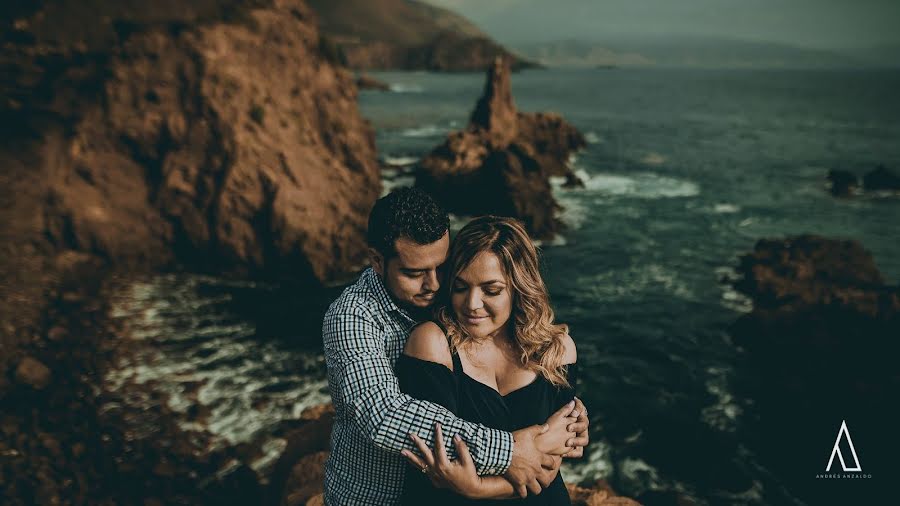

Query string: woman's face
[451,252,513,339]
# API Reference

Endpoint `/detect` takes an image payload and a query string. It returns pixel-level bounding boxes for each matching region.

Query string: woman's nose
[466,290,483,311]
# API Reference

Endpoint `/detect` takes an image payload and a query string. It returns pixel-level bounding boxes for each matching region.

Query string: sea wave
[400,124,446,138]
[388,83,424,93]
[382,155,419,167]
[581,172,700,199]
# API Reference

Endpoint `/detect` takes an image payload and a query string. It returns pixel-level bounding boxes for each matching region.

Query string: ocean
[105,67,900,504]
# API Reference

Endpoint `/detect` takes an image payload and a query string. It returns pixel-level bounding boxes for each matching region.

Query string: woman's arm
[402,424,563,499]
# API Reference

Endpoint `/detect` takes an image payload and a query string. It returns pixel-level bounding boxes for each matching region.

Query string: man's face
[371,232,450,311]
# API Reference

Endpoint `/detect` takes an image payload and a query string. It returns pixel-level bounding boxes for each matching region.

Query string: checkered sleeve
[323,307,514,476]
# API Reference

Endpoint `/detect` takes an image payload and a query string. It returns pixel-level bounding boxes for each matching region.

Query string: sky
[423,0,900,49]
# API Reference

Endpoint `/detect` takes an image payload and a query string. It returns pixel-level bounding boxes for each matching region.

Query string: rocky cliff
[1,1,382,503]
[306,0,535,71]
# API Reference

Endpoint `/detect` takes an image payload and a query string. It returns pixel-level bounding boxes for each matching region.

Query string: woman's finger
[434,423,449,466]
[547,400,576,424]
[401,449,428,470]
[409,433,436,467]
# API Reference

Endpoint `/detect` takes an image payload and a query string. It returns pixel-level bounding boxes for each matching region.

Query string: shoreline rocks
[730,235,898,504]
[416,57,585,240]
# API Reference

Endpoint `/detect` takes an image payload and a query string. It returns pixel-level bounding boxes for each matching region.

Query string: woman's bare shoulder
[404,321,453,370]
[560,330,577,365]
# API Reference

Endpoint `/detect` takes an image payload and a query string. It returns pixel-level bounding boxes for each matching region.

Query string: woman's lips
[463,315,489,325]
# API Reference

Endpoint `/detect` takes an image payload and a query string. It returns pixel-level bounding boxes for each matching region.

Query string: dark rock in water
[355,73,389,91]
[731,235,899,504]
[733,235,890,316]
[826,169,858,197]
[14,357,52,390]
[863,164,900,192]
[416,57,585,240]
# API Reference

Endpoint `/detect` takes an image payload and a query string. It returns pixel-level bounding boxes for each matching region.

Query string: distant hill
[513,37,868,69]
[306,0,535,71]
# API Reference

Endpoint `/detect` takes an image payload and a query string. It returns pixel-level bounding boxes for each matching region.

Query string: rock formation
[863,164,900,192]
[6,0,380,285]
[826,169,858,197]
[730,235,898,504]
[416,57,585,239]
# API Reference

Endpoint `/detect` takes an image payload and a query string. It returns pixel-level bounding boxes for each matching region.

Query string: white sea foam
[715,266,753,313]
[400,124,445,138]
[712,203,740,214]
[583,172,700,199]
[701,366,743,432]
[105,275,332,468]
[388,83,424,93]
[382,155,419,167]
[584,131,602,144]
[580,263,695,301]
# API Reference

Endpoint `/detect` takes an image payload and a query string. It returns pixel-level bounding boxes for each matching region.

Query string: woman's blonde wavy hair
[435,216,571,387]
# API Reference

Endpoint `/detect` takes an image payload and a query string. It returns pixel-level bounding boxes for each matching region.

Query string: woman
[396,216,581,504]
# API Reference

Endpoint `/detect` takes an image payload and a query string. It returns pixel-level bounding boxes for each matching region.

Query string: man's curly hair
[367,188,449,258]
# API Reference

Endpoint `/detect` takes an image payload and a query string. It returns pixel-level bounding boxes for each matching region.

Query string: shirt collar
[364,267,415,322]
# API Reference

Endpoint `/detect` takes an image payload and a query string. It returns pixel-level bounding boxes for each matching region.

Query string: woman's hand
[534,400,578,455]
[401,423,484,498]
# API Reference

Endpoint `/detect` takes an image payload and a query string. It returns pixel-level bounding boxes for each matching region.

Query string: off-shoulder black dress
[396,325,577,505]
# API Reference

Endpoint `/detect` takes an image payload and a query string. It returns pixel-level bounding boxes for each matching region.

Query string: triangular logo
[826,420,862,472]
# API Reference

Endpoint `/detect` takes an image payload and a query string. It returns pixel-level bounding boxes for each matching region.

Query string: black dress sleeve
[395,354,460,414]
[553,363,579,408]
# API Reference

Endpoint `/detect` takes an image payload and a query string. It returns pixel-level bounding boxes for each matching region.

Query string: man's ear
[368,247,385,276]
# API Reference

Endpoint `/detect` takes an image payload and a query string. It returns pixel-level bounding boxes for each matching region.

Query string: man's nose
[422,270,439,291]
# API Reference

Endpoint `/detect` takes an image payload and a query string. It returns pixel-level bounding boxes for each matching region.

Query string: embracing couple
[322,188,589,505]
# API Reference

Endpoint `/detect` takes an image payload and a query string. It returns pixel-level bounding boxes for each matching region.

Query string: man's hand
[505,400,575,498]
[563,397,589,458]
[537,455,562,488]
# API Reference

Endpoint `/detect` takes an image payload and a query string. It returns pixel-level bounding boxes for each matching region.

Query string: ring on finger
[421,465,430,474]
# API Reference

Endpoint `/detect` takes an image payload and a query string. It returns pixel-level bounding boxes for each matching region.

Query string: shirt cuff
[476,427,514,476]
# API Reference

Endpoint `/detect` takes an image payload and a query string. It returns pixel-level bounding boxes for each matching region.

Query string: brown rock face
[731,235,898,505]
[470,57,518,148]
[14,357,52,390]
[38,0,380,283]
[416,57,585,239]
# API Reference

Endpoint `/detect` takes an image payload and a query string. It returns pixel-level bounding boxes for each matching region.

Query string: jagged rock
[14,356,52,390]
[36,0,380,284]
[862,164,900,192]
[416,57,584,239]
[827,169,858,197]
[470,57,519,148]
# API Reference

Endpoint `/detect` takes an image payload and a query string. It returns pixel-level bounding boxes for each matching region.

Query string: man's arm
[323,307,512,475]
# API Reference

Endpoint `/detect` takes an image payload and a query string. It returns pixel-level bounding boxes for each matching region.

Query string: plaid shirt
[322,268,514,505]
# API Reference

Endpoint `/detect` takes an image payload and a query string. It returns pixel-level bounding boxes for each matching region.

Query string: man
[323,188,589,504]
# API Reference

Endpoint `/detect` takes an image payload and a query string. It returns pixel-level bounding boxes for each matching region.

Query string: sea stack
[416,57,585,240]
